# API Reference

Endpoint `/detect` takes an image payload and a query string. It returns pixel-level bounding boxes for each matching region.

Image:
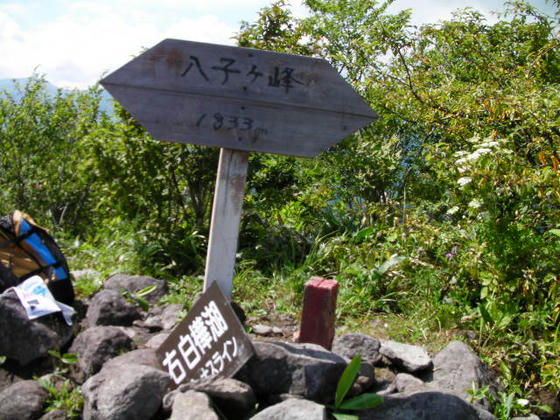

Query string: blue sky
[1,0,556,88]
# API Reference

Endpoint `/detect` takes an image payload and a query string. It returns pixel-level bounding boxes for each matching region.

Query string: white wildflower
[447,206,460,215]
[457,177,472,187]
[475,147,492,155]
[468,199,482,209]
[467,150,481,160]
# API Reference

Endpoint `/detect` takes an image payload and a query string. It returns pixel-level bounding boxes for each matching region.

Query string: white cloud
[387,0,490,26]
[0,10,21,39]
[4,0,550,89]
[388,0,556,26]
[165,15,237,45]
[0,11,30,78]
[0,0,243,88]
[68,1,114,16]
[112,0,271,11]
[0,0,307,88]
[0,2,30,17]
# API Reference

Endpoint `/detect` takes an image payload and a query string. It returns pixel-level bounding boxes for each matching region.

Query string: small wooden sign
[100,39,377,158]
[156,281,254,388]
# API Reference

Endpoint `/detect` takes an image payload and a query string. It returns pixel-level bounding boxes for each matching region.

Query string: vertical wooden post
[204,148,249,299]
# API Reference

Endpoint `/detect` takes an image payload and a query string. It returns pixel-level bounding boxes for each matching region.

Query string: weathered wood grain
[101,39,377,157]
[203,149,249,298]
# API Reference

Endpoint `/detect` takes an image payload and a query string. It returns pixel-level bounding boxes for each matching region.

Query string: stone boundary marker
[297,277,339,350]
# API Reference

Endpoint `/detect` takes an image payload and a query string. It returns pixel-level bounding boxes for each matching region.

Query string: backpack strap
[0,210,74,304]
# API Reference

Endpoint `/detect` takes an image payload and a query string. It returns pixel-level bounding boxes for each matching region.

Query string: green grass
[59,213,559,419]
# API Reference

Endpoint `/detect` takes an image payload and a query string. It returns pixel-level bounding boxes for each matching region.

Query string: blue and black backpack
[0,210,74,305]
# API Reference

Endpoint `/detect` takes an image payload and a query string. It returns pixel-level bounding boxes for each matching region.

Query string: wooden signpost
[101,38,377,299]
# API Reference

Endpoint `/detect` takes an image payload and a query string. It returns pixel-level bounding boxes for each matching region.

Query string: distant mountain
[0,77,114,115]
[0,77,59,99]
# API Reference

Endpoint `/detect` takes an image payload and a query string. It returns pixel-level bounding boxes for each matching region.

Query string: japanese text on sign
[181,55,303,93]
[156,281,254,388]
[161,300,233,383]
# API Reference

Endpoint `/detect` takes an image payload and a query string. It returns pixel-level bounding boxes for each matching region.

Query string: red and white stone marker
[297,277,339,350]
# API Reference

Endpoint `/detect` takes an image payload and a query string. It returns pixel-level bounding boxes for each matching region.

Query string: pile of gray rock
[0,274,543,419]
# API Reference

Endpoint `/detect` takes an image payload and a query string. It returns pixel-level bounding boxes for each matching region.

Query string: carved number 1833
[196,113,253,131]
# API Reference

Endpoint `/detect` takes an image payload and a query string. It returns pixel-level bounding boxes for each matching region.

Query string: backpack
[0,210,74,304]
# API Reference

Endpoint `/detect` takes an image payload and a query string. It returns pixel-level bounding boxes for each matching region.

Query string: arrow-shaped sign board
[100,39,377,158]
[101,39,377,299]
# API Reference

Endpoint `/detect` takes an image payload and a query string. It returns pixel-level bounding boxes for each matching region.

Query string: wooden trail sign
[100,39,377,158]
[100,39,377,298]
[156,281,254,388]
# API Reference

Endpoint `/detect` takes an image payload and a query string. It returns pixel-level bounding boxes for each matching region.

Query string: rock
[331,333,381,396]
[103,348,160,370]
[430,341,499,410]
[86,290,141,326]
[0,365,19,392]
[104,274,168,304]
[360,390,497,420]
[332,333,383,366]
[230,301,247,325]
[69,326,136,377]
[272,326,283,335]
[137,304,183,332]
[353,373,374,394]
[252,324,273,335]
[236,341,346,404]
[160,304,184,331]
[135,314,162,331]
[394,373,425,392]
[115,326,139,340]
[0,289,73,365]
[82,363,170,420]
[164,378,256,420]
[145,332,170,349]
[0,380,48,420]
[265,393,304,405]
[250,398,327,420]
[378,383,397,396]
[169,391,219,420]
[345,362,376,398]
[39,409,68,420]
[70,269,100,282]
[372,367,396,394]
[357,362,376,392]
[251,324,284,337]
[379,340,433,372]
[115,325,153,347]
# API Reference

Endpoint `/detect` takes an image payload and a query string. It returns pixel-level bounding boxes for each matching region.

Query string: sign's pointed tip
[99,72,115,90]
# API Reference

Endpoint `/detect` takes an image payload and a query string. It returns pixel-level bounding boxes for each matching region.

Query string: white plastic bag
[12,275,74,325]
